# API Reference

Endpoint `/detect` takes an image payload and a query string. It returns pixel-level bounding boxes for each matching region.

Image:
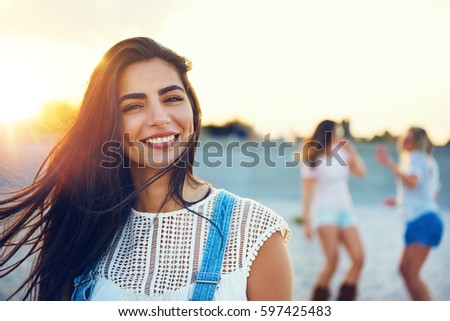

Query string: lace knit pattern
[95,189,291,297]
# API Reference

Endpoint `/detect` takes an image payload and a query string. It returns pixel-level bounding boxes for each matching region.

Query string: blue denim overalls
[71,190,236,301]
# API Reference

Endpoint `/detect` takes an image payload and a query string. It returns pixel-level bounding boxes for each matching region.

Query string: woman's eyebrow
[119,92,147,103]
[158,85,184,95]
[119,85,184,103]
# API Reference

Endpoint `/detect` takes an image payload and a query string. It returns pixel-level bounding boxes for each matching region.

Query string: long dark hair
[302,120,336,167]
[0,37,202,300]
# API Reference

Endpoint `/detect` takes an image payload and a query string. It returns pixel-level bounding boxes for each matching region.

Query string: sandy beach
[266,200,450,301]
[1,135,449,300]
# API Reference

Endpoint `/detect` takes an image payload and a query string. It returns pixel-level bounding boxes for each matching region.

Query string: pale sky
[1,0,450,144]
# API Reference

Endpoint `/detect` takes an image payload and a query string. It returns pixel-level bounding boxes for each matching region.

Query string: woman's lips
[141,133,179,149]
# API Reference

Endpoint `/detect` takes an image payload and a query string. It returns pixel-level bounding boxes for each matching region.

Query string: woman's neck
[130,167,209,213]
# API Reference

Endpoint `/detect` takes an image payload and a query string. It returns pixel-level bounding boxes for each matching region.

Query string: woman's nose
[147,103,170,127]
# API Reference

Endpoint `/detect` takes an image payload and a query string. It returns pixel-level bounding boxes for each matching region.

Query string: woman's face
[118,58,194,169]
[333,124,343,144]
[402,130,416,151]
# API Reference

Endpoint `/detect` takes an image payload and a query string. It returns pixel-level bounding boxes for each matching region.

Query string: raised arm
[376,144,418,189]
[345,141,366,178]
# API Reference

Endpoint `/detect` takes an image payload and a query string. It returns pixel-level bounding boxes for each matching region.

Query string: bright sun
[0,96,41,123]
[0,61,45,124]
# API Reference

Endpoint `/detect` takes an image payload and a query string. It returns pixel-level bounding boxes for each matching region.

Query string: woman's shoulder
[212,188,291,239]
[408,150,433,167]
[211,188,274,214]
[214,189,291,275]
[409,150,428,159]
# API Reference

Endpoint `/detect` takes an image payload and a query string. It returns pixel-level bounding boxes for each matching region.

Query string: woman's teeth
[145,135,176,144]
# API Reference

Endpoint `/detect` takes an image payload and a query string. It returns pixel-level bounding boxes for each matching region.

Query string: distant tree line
[202,119,255,139]
[30,100,78,132]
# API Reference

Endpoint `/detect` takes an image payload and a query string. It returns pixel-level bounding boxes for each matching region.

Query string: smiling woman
[119,59,194,170]
[0,37,292,302]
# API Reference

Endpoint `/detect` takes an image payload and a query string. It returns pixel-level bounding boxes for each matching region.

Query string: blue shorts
[405,212,444,247]
[313,208,357,229]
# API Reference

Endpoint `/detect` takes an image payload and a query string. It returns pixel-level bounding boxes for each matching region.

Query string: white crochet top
[90,188,290,301]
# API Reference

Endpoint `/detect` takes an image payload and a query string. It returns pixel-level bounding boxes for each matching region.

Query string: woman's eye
[165,95,184,103]
[122,104,142,112]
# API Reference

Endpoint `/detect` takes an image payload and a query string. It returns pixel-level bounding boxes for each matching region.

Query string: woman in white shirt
[376,127,444,300]
[301,120,366,300]
[1,37,292,301]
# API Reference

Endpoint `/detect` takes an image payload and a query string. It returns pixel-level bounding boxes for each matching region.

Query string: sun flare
[0,99,40,123]
[0,60,46,124]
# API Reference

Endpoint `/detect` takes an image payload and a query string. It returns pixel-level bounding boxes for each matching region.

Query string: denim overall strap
[191,191,236,301]
[71,269,97,301]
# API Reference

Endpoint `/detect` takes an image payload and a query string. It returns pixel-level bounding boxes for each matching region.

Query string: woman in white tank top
[301,120,366,300]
